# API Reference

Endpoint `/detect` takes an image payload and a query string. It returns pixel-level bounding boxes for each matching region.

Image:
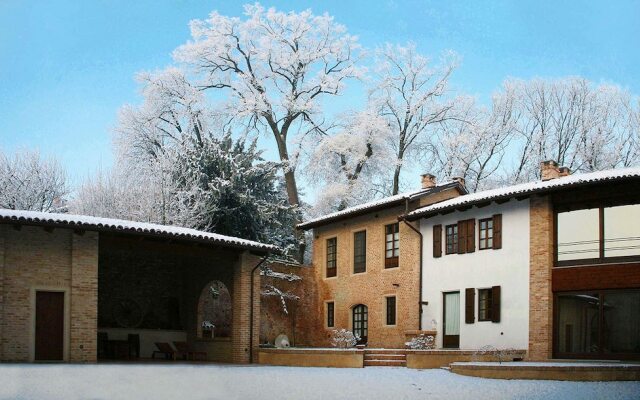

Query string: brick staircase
[363,349,407,367]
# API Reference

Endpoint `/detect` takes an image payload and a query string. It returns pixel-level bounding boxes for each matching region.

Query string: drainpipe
[400,198,424,331]
[249,253,269,363]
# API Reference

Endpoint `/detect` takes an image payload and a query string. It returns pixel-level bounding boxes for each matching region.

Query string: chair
[97,332,109,359]
[152,342,178,360]
[128,334,140,359]
[173,341,207,361]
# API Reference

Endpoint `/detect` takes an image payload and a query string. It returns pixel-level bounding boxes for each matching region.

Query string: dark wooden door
[352,304,368,345]
[443,291,460,348]
[35,291,64,361]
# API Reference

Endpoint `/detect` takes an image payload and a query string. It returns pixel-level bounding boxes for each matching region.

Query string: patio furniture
[97,332,109,359]
[152,342,178,360]
[128,334,140,359]
[110,340,131,360]
[173,341,207,361]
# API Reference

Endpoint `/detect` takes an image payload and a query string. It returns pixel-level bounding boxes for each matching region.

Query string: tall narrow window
[353,231,367,273]
[479,218,494,250]
[386,296,397,325]
[327,302,335,328]
[326,237,337,278]
[445,224,458,254]
[385,223,400,268]
[478,288,493,321]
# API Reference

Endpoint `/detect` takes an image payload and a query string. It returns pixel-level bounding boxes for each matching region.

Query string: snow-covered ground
[0,364,638,400]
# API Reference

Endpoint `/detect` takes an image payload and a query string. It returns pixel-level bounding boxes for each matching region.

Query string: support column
[0,226,5,360]
[529,195,554,360]
[70,231,99,363]
[231,251,262,364]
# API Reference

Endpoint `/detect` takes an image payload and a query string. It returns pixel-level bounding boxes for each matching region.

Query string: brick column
[0,226,5,360]
[231,251,263,364]
[529,195,554,360]
[70,231,99,363]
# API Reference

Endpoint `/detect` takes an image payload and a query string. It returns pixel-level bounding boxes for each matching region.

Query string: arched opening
[197,280,232,338]
[352,304,368,345]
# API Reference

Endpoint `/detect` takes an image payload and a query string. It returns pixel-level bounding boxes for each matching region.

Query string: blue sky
[1,0,639,187]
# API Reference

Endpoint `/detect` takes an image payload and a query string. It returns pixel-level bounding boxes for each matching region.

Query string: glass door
[443,292,460,348]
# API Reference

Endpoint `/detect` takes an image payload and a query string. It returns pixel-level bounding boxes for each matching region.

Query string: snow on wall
[0,208,277,252]
[420,199,530,350]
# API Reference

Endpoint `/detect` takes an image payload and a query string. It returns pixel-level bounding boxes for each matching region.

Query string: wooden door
[443,291,460,348]
[35,291,64,361]
[352,304,368,345]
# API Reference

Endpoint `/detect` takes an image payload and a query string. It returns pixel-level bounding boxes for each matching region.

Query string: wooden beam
[495,198,510,205]
[73,229,86,236]
[12,224,21,231]
[43,226,54,233]
[475,201,491,209]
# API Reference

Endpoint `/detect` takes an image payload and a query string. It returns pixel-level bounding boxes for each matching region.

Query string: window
[556,290,640,359]
[479,218,493,250]
[385,223,400,268]
[326,237,337,278]
[556,204,640,265]
[478,289,493,321]
[353,231,367,273]
[445,224,458,254]
[386,296,396,325]
[327,302,335,328]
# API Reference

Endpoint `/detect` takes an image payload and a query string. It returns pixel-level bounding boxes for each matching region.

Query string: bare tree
[0,149,68,212]
[369,42,459,194]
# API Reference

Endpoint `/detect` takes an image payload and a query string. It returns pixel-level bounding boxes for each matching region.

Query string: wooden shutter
[466,219,475,253]
[433,225,442,258]
[465,288,475,324]
[493,214,502,249]
[457,220,466,254]
[491,285,501,323]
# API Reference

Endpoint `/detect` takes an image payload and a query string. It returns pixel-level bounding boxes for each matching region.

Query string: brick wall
[528,195,554,360]
[259,263,317,347]
[0,225,99,362]
[70,232,99,362]
[0,225,5,360]
[310,206,422,348]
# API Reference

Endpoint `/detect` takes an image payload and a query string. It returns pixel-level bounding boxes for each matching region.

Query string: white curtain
[445,292,460,335]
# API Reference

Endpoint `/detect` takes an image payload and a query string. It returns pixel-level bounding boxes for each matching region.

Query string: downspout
[249,253,269,363]
[400,198,424,331]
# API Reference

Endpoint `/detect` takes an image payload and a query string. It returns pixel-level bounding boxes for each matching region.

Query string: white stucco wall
[420,199,530,350]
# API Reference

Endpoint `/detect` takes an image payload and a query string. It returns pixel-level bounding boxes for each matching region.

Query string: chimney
[421,173,437,189]
[451,176,466,188]
[540,160,571,181]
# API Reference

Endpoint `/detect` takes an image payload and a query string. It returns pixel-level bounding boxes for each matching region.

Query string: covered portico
[0,209,273,364]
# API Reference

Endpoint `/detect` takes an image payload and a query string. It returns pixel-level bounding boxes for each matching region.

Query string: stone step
[364,359,407,367]
[363,349,407,354]
[364,354,406,361]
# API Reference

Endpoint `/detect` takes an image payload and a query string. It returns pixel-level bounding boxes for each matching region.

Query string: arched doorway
[352,304,368,345]
[197,281,232,338]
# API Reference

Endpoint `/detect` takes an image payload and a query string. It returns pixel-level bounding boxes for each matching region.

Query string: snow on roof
[0,208,277,253]
[298,181,464,230]
[407,167,640,220]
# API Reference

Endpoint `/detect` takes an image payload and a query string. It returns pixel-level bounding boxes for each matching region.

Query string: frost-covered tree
[0,149,68,212]
[426,95,514,192]
[173,3,364,254]
[499,77,639,183]
[169,134,299,252]
[306,110,393,214]
[369,42,459,194]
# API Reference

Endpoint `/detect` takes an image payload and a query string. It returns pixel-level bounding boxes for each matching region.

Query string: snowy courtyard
[1,364,639,400]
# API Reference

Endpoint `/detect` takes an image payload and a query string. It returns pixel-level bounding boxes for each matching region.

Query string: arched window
[352,304,368,345]
[198,281,232,338]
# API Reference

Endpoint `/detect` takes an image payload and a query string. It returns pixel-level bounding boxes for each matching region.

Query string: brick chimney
[540,160,571,181]
[451,176,466,188]
[421,173,437,189]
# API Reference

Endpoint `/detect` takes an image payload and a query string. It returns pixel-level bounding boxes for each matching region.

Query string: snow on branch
[261,284,300,315]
